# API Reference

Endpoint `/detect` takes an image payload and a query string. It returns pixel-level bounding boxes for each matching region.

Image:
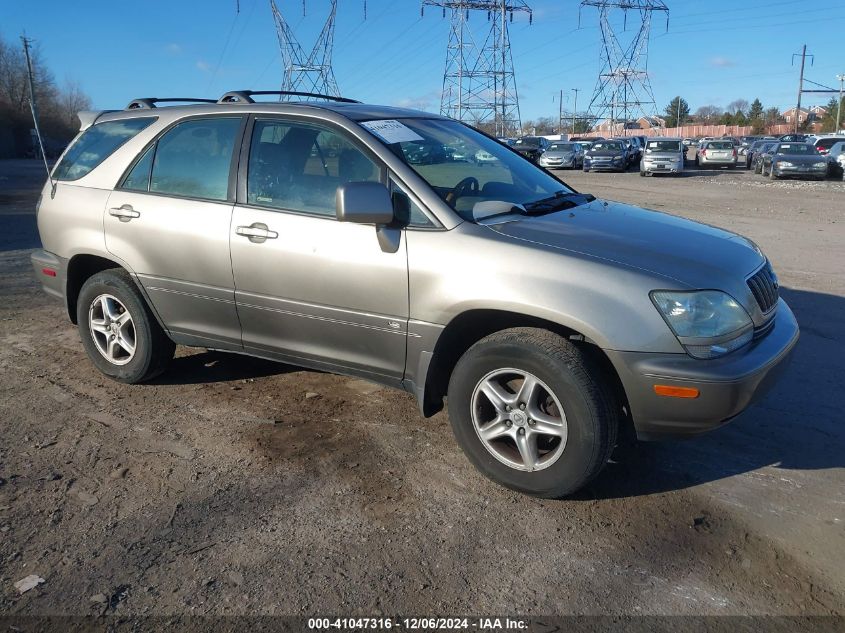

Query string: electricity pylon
[422,0,532,137]
[580,0,668,134]
[270,0,340,97]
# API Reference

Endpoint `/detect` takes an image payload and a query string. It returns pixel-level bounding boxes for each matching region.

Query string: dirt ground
[0,158,843,621]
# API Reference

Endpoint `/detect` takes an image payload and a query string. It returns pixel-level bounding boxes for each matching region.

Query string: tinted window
[817,138,845,149]
[247,119,380,217]
[706,142,734,150]
[150,117,241,201]
[54,117,156,181]
[121,145,155,192]
[592,142,623,151]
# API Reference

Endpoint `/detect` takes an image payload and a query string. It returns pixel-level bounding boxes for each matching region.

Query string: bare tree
[58,80,92,129]
[695,105,721,122]
[726,99,749,115]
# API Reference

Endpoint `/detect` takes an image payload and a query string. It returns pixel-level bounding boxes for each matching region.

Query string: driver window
[247,120,380,217]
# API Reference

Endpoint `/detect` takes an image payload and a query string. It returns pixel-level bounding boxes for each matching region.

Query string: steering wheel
[447,176,480,203]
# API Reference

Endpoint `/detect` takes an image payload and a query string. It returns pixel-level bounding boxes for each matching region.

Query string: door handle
[109,205,140,222]
[236,223,278,243]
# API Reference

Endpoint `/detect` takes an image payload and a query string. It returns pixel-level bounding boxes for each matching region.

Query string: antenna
[20,34,55,191]
[581,0,668,136]
[422,0,532,138]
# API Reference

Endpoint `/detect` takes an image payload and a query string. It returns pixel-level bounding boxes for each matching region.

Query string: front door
[229,117,408,382]
[105,115,245,347]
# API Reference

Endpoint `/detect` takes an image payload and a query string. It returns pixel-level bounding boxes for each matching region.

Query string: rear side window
[54,118,156,181]
[149,117,242,201]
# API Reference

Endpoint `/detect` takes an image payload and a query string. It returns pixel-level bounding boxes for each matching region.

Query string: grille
[747,261,779,314]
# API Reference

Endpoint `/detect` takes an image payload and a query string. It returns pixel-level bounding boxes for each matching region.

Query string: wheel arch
[65,254,166,332]
[418,309,630,430]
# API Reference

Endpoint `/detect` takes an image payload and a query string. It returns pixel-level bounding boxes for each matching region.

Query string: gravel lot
[0,158,843,621]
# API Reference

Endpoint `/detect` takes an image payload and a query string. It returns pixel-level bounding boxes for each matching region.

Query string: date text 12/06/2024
[307,617,529,630]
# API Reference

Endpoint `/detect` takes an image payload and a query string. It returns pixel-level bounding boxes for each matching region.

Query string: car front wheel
[447,328,619,498]
[77,269,175,383]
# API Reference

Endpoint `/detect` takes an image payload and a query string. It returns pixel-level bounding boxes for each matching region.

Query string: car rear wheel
[447,328,619,498]
[77,269,175,383]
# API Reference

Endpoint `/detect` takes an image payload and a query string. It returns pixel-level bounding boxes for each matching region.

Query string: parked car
[809,135,845,157]
[759,142,827,180]
[694,137,717,162]
[612,137,638,164]
[745,140,768,169]
[512,136,550,162]
[752,142,778,174]
[583,140,629,172]
[826,140,845,178]
[682,138,695,147]
[474,149,499,165]
[738,136,760,156]
[538,141,584,170]
[640,137,685,176]
[697,140,738,168]
[30,91,798,498]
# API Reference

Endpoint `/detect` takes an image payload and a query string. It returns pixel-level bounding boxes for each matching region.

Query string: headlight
[651,290,753,359]
[813,162,826,168]
[778,161,794,168]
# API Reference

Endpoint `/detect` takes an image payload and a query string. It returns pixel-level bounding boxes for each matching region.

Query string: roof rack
[126,97,217,110]
[218,90,360,104]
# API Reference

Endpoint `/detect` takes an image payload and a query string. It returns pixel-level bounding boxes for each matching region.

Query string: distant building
[593,115,665,134]
[782,106,826,124]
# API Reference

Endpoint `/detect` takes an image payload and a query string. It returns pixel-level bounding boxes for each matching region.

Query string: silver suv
[31,91,799,498]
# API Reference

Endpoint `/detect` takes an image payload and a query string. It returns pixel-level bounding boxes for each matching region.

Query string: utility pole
[20,35,51,182]
[558,89,563,134]
[572,88,579,135]
[792,45,811,134]
[837,74,844,134]
[676,96,681,130]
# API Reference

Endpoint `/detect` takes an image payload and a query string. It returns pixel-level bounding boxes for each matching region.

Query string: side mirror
[336,181,394,225]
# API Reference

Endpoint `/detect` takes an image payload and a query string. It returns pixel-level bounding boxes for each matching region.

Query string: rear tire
[76,269,175,383]
[447,328,619,498]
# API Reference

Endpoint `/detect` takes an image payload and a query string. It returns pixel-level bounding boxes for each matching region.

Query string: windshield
[363,118,574,220]
[646,140,681,152]
[548,143,574,151]
[776,143,817,155]
[591,141,623,151]
[514,137,542,147]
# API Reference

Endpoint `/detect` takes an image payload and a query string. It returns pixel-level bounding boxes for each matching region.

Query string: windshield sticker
[361,120,423,144]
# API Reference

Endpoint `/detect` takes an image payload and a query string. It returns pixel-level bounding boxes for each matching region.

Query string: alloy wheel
[88,294,136,365]
[470,368,568,472]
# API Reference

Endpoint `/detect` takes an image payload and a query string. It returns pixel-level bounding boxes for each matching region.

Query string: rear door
[229,116,409,383]
[105,115,246,348]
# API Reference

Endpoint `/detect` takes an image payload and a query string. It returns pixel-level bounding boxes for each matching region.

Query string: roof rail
[218,90,361,104]
[126,97,217,110]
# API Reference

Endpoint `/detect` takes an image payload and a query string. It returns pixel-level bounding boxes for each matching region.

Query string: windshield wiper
[523,191,585,214]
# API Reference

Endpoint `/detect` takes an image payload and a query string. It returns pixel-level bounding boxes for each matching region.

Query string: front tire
[76,269,175,383]
[447,328,619,498]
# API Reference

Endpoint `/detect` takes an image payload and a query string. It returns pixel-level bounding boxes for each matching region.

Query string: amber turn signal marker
[653,384,700,398]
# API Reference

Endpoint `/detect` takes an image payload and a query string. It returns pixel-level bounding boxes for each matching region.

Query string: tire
[570,158,577,170]
[447,328,619,498]
[583,167,589,173]
[769,165,778,180]
[639,170,646,177]
[76,269,175,383]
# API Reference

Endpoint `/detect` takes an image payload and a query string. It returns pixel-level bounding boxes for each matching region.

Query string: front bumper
[772,164,827,178]
[606,299,799,440]
[30,249,67,301]
[642,161,683,174]
[585,159,624,171]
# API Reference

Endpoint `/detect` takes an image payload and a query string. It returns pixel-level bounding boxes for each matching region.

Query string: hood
[488,199,764,288]
[543,150,574,158]
[588,149,625,157]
